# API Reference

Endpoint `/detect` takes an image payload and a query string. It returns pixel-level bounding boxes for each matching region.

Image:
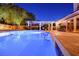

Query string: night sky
[15,3,73,21]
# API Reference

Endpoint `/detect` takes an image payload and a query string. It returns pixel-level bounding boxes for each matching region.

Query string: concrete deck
[50,31,79,56]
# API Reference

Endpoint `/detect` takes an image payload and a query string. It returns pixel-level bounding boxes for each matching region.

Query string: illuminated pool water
[0,30,57,56]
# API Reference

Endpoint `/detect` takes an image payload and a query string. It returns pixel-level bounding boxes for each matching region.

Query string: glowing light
[67,21,70,23]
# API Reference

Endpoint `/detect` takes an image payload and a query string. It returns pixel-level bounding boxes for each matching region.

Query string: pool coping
[53,36,70,56]
[49,31,71,56]
[0,30,45,37]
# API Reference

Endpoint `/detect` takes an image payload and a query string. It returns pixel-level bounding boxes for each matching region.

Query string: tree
[0,3,35,26]
[27,13,35,21]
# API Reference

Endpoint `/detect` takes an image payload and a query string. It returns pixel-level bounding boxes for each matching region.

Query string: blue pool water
[0,30,57,56]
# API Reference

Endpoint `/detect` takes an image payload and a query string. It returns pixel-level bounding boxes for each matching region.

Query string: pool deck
[50,30,79,56]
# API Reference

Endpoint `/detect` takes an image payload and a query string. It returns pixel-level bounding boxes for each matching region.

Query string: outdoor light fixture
[67,21,70,23]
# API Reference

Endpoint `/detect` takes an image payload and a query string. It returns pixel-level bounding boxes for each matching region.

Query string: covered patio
[26,21,55,31]
[56,10,79,32]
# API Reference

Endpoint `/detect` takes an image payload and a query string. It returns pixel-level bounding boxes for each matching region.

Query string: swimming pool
[0,30,57,56]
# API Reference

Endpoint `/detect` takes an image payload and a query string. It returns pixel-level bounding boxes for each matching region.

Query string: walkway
[50,31,79,56]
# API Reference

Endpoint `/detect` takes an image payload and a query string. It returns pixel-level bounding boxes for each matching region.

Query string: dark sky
[15,3,73,21]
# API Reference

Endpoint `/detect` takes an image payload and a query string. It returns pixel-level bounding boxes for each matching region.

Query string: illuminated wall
[73,3,79,11]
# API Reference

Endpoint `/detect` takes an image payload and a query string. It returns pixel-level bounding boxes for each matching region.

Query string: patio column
[73,17,77,32]
[70,20,72,31]
[39,22,41,30]
[56,23,58,31]
[27,21,30,26]
[66,21,68,32]
[48,23,50,31]
[51,22,53,31]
